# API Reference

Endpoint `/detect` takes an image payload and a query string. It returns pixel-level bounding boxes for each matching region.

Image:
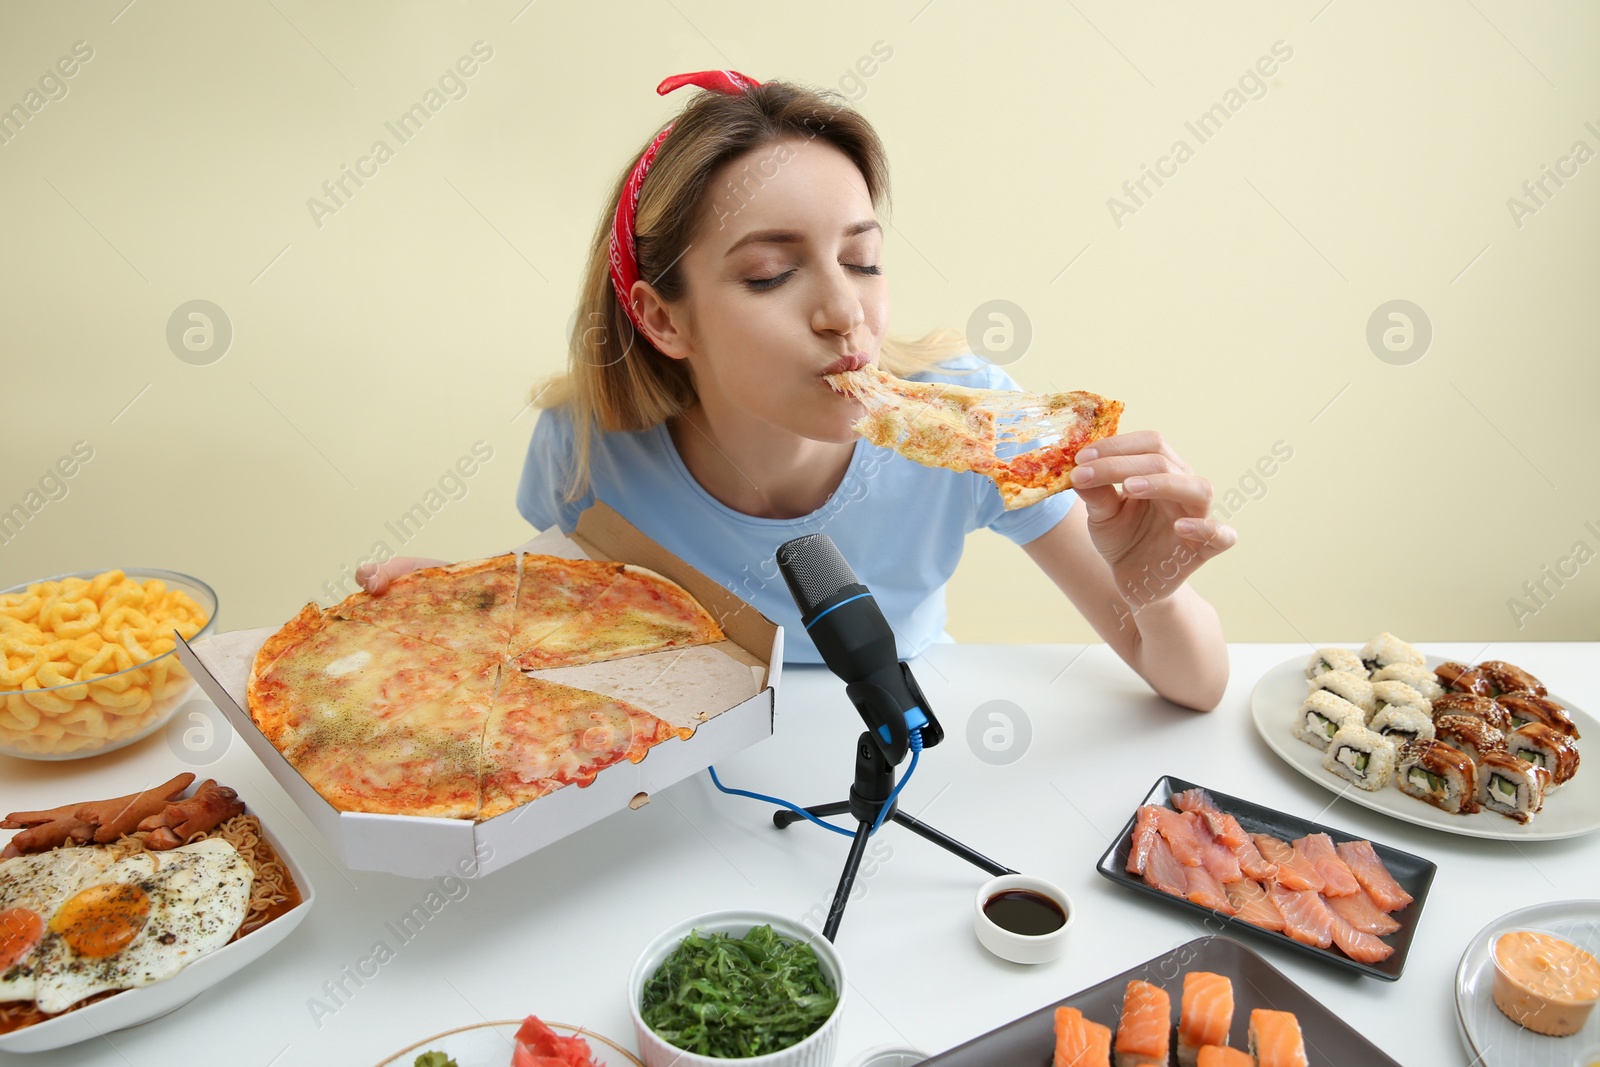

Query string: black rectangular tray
[922,935,1403,1065]
[1094,775,1437,981]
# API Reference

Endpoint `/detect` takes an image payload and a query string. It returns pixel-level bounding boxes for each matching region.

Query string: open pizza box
[175,501,782,879]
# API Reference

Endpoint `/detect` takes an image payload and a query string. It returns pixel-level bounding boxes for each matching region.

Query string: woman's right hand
[355,557,448,595]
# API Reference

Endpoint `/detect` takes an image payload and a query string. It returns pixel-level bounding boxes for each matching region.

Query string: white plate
[1250,653,1600,840]
[0,815,315,1053]
[373,1020,643,1066]
[1455,900,1600,1065]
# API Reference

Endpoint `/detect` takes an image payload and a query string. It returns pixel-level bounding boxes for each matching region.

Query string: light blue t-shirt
[515,356,1077,664]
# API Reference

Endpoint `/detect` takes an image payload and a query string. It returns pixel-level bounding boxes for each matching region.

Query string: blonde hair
[536,79,969,501]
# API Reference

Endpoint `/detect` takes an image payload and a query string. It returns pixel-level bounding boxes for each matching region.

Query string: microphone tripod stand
[774,730,1016,941]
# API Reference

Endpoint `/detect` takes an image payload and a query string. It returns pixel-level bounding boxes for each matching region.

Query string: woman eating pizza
[359,71,1236,711]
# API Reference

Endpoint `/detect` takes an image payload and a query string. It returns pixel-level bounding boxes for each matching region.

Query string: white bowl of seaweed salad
[628,910,846,1066]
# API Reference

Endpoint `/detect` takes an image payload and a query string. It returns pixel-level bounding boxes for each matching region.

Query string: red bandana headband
[608,70,762,336]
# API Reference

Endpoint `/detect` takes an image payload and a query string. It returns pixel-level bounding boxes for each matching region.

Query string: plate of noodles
[1251,636,1599,841]
[0,773,314,1052]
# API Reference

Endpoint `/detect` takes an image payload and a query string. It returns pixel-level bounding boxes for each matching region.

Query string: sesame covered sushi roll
[1308,670,1376,715]
[1433,693,1513,732]
[1505,723,1581,787]
[1371,680,1430,718]
[1305,647,1367,681]
[1478,660,1546,697]
[1496,693,1580,738]
[1369,703,1434,746]
[1360,632,1425,673]
[1397,739,1480,814]
[1294,691,1365,751]
[1433,714,1506,765]
[1322,723,1398,791]
[1372,662,1444,700]
[1477,752,1552,823]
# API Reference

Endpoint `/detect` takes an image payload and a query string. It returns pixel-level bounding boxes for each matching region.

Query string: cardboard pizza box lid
[176,500,781,879]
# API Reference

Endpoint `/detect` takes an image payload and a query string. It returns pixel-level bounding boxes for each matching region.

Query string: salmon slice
[1143,833,1188,897]
[1335,840,1413,911]
[1188,815,1244,884]
[1115,980,1172,1064]
[1224,878,1285,932]
[1253,834,1324,892]
[1291,833,1360,897]
[1267,883,1335,948]
[1053,1006,1110,1067]
[1248,1009,1308,1067]
[1197,1047,1253,1067]
[1171,788,1248,847]
[1178,971,1234,1051]
[1325,888,1401,935]
[1328,909,1396,964]
[1184,864,1235,913]
[1233,833,1278,882]
[1126,806,1162,876]
[1155,807,1206,867]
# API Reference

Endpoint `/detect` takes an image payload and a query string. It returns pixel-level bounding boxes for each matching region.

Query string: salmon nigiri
[1053,1005,1112,1067]
[1177,971,1234,1067]
[1248,1008,1309,1067]
[1114,979,1172,1066]
[1196,1047,1253,1067]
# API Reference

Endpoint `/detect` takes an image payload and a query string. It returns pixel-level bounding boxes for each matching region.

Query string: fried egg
[0,846,118,1003]
[1,838,253,1015]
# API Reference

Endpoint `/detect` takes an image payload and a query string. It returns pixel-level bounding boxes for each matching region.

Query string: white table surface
[2,641,1595,1067]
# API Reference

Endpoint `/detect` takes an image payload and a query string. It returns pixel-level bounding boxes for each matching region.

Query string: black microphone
[775,533,943,764]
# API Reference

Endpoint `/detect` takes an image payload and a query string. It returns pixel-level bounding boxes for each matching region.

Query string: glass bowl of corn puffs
[0,568,217,760]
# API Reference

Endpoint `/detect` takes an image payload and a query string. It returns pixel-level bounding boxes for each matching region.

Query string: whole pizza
[245,554,726,821]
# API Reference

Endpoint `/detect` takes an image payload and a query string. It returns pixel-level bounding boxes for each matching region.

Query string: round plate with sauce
[1250,653,1600,840]
[1456,901,1600,1066]
[373,1020,642,1067]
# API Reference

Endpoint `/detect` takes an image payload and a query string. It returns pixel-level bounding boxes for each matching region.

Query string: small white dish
[628,909,846,1067]
[973,873,1073,965]
[373,1019,642,1066]
[846,1044,928,1067]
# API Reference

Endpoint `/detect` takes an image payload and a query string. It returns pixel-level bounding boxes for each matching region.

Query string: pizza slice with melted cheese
[330,554,520,655]
[510,564,725,671]
[479,670,691,820]
[506,556,628,662]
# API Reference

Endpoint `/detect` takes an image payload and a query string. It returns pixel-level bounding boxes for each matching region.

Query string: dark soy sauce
[983,890,1066,936]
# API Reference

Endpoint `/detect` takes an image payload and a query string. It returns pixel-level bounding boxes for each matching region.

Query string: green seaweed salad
[640,925,838,1058]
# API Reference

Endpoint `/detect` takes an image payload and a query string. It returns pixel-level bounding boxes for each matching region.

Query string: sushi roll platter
[1251,636,1600,840]
[1096,777,1436,981]
[919,935,1403,1066]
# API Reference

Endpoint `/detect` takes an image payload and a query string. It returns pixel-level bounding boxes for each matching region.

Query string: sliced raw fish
[1171,788,1248,847]
[1154,807,1206,867]
[1143,832,1188,896]
[1324,888,1401,935]
[1267,883,1335,948]
[1233,834,1278,882]
[1223,878,1285,932]
[1252,834,1324,893]
[1178,970,1234,1050]
[1291,833,1360,897]
[1334,839,1413,911]
[1188,814,1243,884]
[1328,908,1396,963]
[1183,864,1235,913]
[1126,806,1161,876]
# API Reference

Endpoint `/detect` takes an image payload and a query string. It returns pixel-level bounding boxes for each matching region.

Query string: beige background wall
[2,1,1596,644]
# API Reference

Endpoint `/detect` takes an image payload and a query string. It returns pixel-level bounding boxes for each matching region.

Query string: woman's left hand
[1069,430,1236,604]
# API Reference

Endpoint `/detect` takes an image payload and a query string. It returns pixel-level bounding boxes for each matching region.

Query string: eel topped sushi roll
[1322,723,1399,791]
[1436,661,1495,697]
[1360,632,1424,673]
[1397,739,1480,813]
[1308,669,1376,715]
[1432,693,1513,732]
[1114,980,1171,1067]
[1496,693,1580,738]
[1504,723,1580,787]
[1434,714,1507,765]
[1372,661,1444,700]
[1305,647,1367,681]
[1247,1009,1308,1067]
[1369,703,1434,746]
[1477,659,1547,697]
[1293,691,1365,751]
[1177,972,1234,1067]
[1478,752,1552,823]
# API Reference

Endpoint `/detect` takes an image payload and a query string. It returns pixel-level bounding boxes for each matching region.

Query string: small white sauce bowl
[845,1045,929,1067]
[972,873,1073,965]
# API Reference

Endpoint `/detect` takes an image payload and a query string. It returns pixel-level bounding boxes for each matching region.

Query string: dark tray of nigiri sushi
[1095,775,1437,981]
[921,935,1403,1066]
